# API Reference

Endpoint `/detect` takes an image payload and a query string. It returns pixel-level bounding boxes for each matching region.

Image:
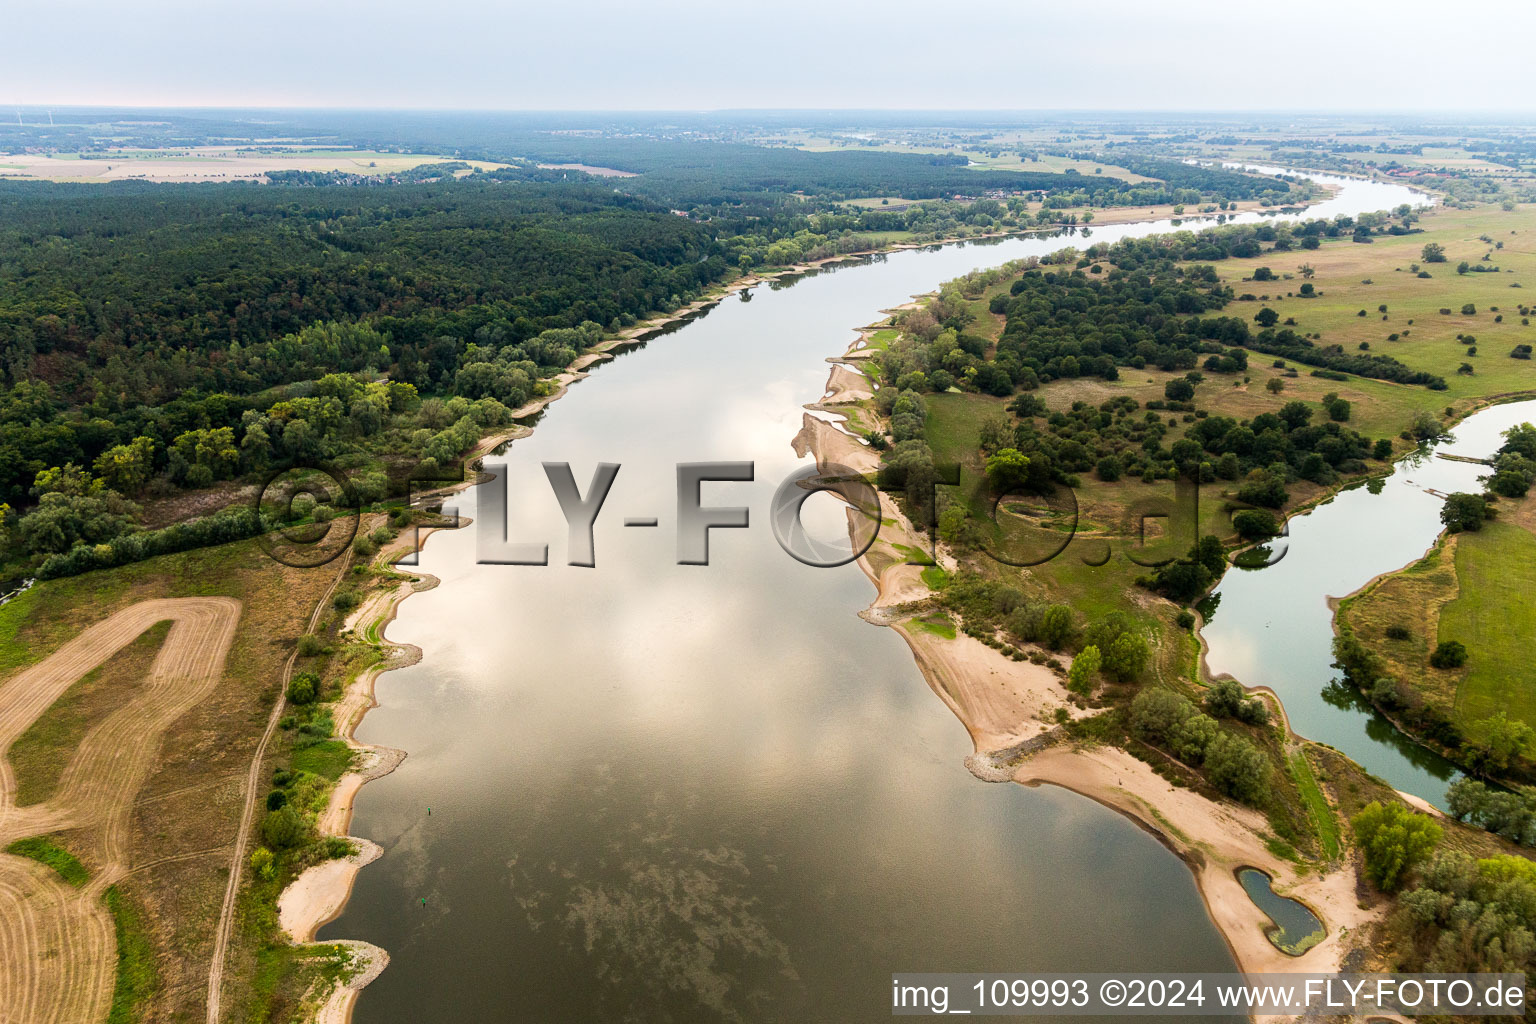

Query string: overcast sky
[6,0,1536,112]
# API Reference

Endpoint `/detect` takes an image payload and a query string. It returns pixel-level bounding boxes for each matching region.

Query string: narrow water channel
[1203,399,1536,808]
[322,171,1427,1021]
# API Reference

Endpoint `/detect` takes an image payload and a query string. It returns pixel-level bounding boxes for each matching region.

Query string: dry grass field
[0,540,339,1022]
[0,148,508,183]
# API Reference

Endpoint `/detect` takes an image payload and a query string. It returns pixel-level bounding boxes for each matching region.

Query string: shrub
[250,847,276,882]
[1203,731,1269,803]
[287,672,321,704]
[1429,640,1468,669]
[260,806,307,850]
[1385,624,1411,641]
[297,634,327,657]
[1232,509,1279,540]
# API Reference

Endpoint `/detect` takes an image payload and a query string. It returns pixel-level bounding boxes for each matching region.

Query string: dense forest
[0,117,1323,577]
[1,110,1313,209]
[870,216,1431,561]
[0,182,730,512]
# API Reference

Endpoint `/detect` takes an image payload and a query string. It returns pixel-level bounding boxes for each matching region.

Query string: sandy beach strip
[796,345,1381,1008]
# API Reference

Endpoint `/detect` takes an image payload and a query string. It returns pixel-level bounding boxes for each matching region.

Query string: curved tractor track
[0,597,241,1024]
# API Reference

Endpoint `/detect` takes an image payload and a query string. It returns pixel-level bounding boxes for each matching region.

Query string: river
[322,169,1427,1022]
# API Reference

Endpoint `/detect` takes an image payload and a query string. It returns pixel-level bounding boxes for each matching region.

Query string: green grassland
[1207,204,1536,424]
[1439,518,1536,726]
[5,836,91,886]
[1338,497,1536,738]
[1289,750,1343,861]
[1336,536,1462,713]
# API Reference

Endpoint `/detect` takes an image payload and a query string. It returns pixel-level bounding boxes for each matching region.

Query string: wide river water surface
[325,171,1431,1021]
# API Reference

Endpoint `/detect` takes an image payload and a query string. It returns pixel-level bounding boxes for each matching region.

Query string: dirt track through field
[0,597,241,1024]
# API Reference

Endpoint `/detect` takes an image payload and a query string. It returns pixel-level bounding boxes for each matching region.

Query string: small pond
[1238,868,1325,956]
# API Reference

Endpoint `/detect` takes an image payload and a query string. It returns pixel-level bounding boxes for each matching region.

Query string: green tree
[1352,801,1442,890]
[1129,688,1194,745]
[1469,712,1534,773]
[250,847,276,882]
[1203,732,1269,803]
[17,489,140,554]
[1171,712,1219,764]
[1194,535,1226,578]
[92,436,156,494]
[1102,632,1149,682]
[1039,605,1075,650]
[985,448,1032,494]
[1429,639,1468,669]
[1440,493,1487,533]
[1236,468,1289,509]
[31,463,96,498]
[168,427,240,486]
[1067,645,1101,695]
[287,672,321,705]
[259,805,307,850]
[1164,379,1195,402]
[1421,242,1447,263]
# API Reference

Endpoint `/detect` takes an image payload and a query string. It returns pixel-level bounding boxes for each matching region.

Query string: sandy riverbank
[276,200,1356,1017]
[797,327,1382,1019]
[270,255,845,1019]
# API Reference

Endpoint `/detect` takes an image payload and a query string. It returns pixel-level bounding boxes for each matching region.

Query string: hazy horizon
[6,0,1535,112]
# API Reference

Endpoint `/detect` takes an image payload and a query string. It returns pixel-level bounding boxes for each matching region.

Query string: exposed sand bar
[797,344,1379,1015]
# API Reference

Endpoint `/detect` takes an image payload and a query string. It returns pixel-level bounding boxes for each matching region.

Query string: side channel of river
[1203,398,1536,808]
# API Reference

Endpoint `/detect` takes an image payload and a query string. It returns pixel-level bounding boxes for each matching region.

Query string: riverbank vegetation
[844,192,1536,992]
[0,532,355,1020]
